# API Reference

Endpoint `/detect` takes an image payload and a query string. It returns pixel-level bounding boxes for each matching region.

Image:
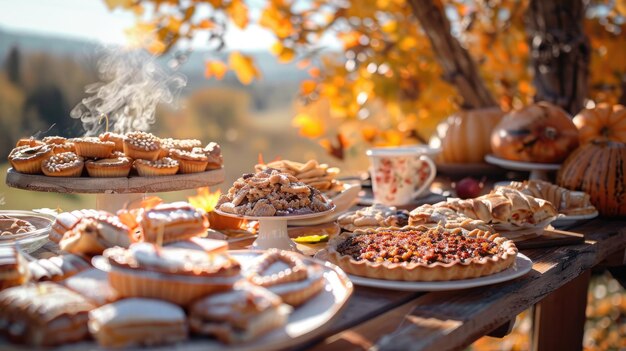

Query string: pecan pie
[327,225,517,281]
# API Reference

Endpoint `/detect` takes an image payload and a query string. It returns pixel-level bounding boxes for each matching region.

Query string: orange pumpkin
[557,141,626,217]
[573,103,626,144]
[490,102,579,163]
[430,107,504,163]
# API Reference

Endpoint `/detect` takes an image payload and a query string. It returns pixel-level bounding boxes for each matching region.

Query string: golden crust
[326,225,517,281]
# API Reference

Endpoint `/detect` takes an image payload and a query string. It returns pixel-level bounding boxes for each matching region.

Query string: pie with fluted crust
[327,225,517,281]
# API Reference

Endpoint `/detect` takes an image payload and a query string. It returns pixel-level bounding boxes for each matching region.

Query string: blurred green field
[0,163,199,212]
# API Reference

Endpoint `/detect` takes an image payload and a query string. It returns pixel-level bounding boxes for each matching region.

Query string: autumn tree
[107,0,626,155]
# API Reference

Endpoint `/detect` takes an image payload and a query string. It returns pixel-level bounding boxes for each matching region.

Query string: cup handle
[412,155,436,199]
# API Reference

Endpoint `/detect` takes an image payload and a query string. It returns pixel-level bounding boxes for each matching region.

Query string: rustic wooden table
[29,217,626,351]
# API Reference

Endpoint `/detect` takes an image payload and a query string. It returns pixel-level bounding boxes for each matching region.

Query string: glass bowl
[0,210,55,253]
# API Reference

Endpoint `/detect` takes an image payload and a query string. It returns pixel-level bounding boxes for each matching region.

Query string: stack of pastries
[0,203,326,348]
[7,132,223,177]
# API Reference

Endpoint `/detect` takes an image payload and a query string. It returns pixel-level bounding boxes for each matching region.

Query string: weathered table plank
[307,218,626,351]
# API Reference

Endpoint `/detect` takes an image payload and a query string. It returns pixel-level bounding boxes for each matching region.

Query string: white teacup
[367,146,437,206]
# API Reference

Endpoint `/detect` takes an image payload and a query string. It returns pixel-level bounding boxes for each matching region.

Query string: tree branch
[407,0,498,110]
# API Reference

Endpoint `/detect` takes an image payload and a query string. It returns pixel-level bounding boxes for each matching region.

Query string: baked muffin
[169,149,208,174]
[123,131,161,161]
[71,137,115,158]
[8,144,54,174]
[42,136,67,145]
[192,142,223,170]
[159,138,202,157]
[15,138,43,148]
[134,157,179,176]
[41,152,84,177]
[85,156,132,177]
[99,132,124,152]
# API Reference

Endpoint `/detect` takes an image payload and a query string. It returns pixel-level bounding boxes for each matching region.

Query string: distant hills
[0,27,311,88]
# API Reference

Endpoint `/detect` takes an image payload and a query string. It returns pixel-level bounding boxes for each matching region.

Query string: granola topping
[125,131,161,151]
[42,152,83,173]
[135,157,179,169]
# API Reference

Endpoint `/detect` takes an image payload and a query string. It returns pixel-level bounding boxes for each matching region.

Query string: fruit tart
[327,225,518,281]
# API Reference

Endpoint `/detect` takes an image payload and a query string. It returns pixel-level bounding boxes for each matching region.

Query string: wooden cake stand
[5,168,225,212]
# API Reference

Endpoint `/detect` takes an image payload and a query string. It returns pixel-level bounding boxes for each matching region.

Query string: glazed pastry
[166,237,229,254]
[169,149,208,173]
[409,204,495,233]
[50,209,111,243]
[217,169,334,216]
[71,137,115,158]
[89,298,187,348]
[192,142,223,169]
[123,131,161,161]
[42,136,76,154]
[499,180,597,216]
[255,159,343,193]
[85,156,132,177]
[8,144,53,174]
[438,187,558,232]
[189,284,290,344]
[99,132,124,152]
[15,137,43,147]
[41,151,84,177]
[134,157,179,176]
[247,249,324,306]
[337,204,410,232]
[327,225,517,281]
[60,215,135,255]
[102,243,241,304]
[0,282,95,346]
[0,215,36,236]
[137,201,209,244]
[0,247,30,290]
[28,254,90,282]
[62,268,117,306]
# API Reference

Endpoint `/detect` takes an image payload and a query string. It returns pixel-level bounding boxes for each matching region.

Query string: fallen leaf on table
[293,234,329,243]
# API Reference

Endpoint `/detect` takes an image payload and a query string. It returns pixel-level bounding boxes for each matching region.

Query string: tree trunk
[526,0,590,115]
[407,0,498,110]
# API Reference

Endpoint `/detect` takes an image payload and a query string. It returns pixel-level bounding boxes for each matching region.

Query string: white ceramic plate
[315,250,532,292]
[289,183,361,226]
[485,154,560,171]
[552,211,599,227]
[79,250,353,351]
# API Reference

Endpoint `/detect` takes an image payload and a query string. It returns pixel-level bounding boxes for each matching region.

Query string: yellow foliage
[228,51,260,85]
[204,60,228,80]
[292,113,325,138]
[226,0,249,29]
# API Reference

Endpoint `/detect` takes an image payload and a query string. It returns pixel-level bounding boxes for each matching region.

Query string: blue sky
[0,0,280,50]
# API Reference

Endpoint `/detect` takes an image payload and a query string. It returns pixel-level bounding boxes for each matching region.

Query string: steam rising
[71,49,187,135]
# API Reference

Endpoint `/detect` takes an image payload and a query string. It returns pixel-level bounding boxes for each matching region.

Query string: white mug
[367,146,437,206]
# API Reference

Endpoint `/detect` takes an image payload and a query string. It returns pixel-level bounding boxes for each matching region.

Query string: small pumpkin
[490,102,579,163]
[430,107,504,163]
[557,141,626,217]
[573,103,626,144]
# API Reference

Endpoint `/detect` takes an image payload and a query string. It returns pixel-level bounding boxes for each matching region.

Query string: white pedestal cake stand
[215,206,335,252]
[5,168,225,213]
[484,154,560,180]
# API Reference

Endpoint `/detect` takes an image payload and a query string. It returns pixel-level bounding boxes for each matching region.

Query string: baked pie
[409,204,495,233]
[246,249,324,306]
[0,247,30,290]
[327,225,517,281]
[337,204,410,232]
[59,214,135,255]
[438,187,558,233]
[217,169,334,216]
[189,284,289,344]
[499,179,597,216]
[0,282,95,346]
